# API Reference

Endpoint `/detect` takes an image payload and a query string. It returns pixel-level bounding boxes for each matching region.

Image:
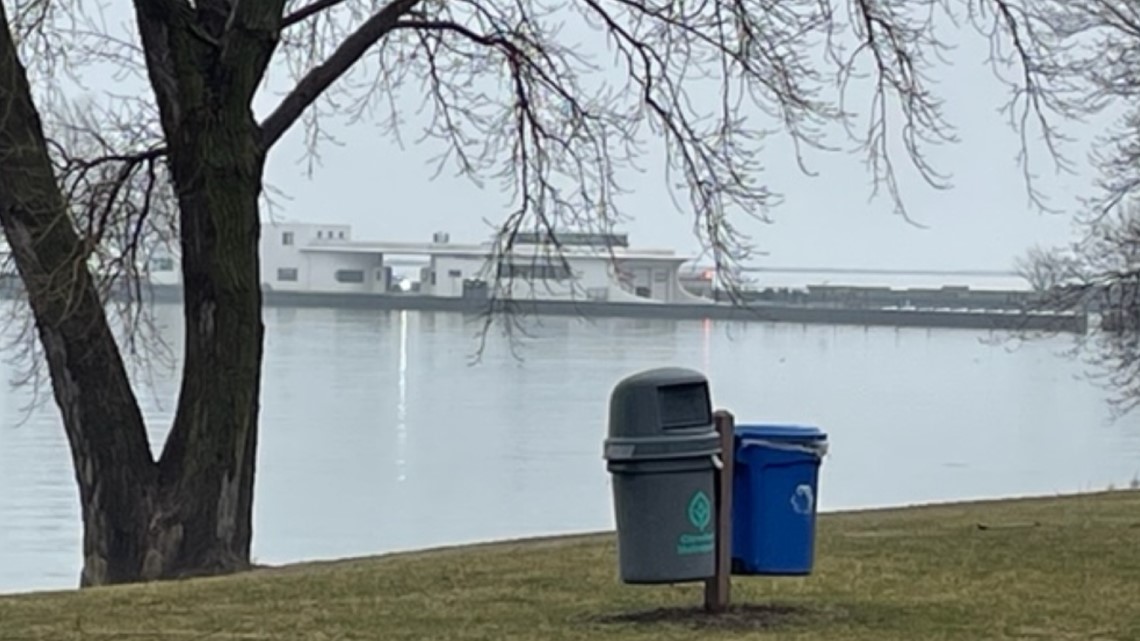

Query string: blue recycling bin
[731,424,828,576]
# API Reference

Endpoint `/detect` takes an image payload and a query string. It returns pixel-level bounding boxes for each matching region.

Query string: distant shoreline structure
[0,221,1084,333]
[113,283,1081,334]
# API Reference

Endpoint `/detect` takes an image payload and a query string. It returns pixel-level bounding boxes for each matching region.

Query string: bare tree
[1045,2,1140,215]
[1007,2,1140,413]
[1016,244,1080,292]
[1017,202,1140,415]
[0,0,1067,586]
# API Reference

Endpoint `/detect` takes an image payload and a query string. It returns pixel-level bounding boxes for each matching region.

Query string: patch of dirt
[593,603,825,631]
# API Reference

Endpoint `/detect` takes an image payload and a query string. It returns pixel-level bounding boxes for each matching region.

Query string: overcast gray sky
[56,4,1112,273]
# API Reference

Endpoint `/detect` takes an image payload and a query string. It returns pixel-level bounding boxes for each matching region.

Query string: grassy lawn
[3,491,1140,640]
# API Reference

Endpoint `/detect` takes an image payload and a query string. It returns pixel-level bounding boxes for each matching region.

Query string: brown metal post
[704,410,735,613]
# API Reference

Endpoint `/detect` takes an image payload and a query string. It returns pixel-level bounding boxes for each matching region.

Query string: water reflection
[701,318,713,375]
[395,310,408,483]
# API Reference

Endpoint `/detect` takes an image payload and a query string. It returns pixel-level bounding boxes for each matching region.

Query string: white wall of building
[296,251,387,293]
[141,222,700,303]
[144,247,181,286]
[422,253,691,302]
[616,259,677,301]
[261,222,389,293]
[425,254,617,300]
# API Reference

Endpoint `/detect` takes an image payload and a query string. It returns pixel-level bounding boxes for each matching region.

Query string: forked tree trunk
[78,122,264,584]
[96,129,266,583]
[73,98,267,584]
[0,6,266,586]
[146,101,267,581]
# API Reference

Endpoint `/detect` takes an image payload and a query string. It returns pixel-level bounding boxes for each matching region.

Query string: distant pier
[0,277,1088,334]
[160,286,1090,334]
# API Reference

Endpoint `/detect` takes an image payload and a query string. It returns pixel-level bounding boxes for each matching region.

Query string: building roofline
[297,242,692,263]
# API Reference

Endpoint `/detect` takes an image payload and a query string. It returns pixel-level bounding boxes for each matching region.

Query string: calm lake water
[2,304,1139,594]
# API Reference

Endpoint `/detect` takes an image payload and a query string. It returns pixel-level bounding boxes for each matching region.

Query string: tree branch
[132,0,194,26]
[282,0,348,29]
[258,0,423,150]
[131,0,196,137]
[395,19,507,48]
[0,0,159,497]
[217,0,291,104]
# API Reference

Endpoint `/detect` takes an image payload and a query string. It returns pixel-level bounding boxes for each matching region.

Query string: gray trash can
[604,367,722,584]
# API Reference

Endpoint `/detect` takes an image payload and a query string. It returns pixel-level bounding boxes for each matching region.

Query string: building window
[448,269,462,278]
[150,256,175,272]
[338,231,345,239]
[335,269,365,283]
[317,231,323,239]
[430,271,437,285]
[282,232,294,246]
[277,267,299,282]
[504,261,572,281]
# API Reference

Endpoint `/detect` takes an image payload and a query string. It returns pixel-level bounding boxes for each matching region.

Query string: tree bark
[132,0,270,581]
[0,6,158,586]
[151,102,267,580]
[1,4,266,585]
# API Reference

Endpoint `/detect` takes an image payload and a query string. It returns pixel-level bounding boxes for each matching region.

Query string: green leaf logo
[687,490,712,531]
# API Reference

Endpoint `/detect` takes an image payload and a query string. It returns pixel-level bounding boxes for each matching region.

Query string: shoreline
[139,285,1089,334]
[7,489,1135,640]
[0,277,1087,333]
[2,488,1130,598]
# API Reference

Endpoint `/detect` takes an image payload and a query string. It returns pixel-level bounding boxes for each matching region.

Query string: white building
[0,235,184,288]
[150,221,707,304]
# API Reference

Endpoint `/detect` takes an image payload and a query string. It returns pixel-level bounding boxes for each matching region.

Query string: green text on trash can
[678,490,714,555]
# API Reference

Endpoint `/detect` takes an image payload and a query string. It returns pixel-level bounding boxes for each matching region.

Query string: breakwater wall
[0,280,1087,334]
[184,287,1091,334]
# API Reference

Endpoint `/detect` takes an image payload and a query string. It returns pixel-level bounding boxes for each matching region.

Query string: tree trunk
[147,98,267,580]
[1,8,266,585]
[0,8,156,586]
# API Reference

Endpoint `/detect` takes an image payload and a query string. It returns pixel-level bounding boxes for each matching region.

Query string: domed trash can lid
[604,367,721,462]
